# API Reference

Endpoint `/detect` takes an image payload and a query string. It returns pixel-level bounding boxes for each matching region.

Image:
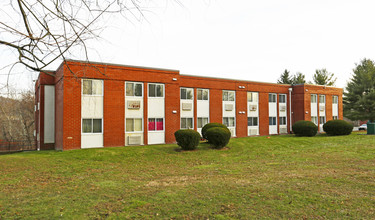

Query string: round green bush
[292,120,318,137]
[323,120,353,136]
[201,123,229,140]
[205,127,231,149]
[174,129,201,151]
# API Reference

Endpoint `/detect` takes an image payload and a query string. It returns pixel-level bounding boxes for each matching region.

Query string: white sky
[2,0,375,93]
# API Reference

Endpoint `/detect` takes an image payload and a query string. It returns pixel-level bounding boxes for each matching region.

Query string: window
[311,94,317,103]
[223,91,235,101]
[333,116,338,120]
[82,119,102,133]
[319,116,326,125]
[148,83,164,97]
[223,117,235,127]
[181,88,193,100]
[247,117,258,126]
[181,118,193,129]
[197,117,209,128]
[269,117,277,126]
[247,92,258,102]
[197,89,209,100]
[269,93,277,103]
[83,79,103,95]
[148,118,164,131]
[333,96,338,104]
[126,118,142,132]
[279,116,287,125]
[311,116,318,125]
[279,94,286,103]
[319,95,325,104]
[126,82,142,97]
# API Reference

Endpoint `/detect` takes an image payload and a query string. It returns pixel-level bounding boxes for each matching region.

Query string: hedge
[174,129,201,150]
[323,120,353,136]
[292,120,318,137]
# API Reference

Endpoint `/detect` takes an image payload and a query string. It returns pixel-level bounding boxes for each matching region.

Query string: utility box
[367,121,375,135]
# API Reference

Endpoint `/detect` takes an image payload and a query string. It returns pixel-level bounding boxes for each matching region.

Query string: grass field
[0,133,375,219]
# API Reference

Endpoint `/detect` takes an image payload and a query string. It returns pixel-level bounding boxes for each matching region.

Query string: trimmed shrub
[205,127,231,149]
[174,129,201,151]
[292,120,318,137]
[323,120,353,136]
[201,123,229,140]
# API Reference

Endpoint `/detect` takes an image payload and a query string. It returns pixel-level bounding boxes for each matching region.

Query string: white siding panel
[148,99,165,118]
[82,96,103,118]
[44,85,55,143]
[81,134,103,148]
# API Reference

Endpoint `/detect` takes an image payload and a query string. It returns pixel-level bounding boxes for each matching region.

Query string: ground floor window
[247,117,258,126]
[126,118,142,132]
[82,118,102,133]
[319,116,326,125]
[148,118,164,131]
[269,117,277,126]
[197,117,209,128]
[279,116,287,125]
[333,116,338,120]
[311,116,318,125]
[181,118,193,129]
[223,117,235,127]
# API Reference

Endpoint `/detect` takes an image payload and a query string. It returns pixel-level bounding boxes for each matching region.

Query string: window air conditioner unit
[319,106,325,111]
[225,104,234,111]
[128,135,142,145]
[249,128,258,136]
[280,105,286,112]
[279,127,287,134]
[128,101,141,109]
[182,103,192,111]
[249,105,257,111]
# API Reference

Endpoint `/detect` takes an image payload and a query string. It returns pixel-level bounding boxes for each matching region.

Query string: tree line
[277,69,337,86]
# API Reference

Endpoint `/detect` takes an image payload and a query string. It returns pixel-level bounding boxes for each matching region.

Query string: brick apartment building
[35,60,343,150]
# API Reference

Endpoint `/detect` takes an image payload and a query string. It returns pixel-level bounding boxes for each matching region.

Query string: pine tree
[277,69,293,84]
[312,69,337,86]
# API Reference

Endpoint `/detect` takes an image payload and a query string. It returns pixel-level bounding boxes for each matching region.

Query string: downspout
[289,87,293,133]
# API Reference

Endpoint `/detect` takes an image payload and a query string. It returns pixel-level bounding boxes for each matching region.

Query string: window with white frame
[83,79,103,95]
[311,116,318,125]
[279,116,287,125]
[319,116,326,125]
[181,118,193,129]
[333,116,338,120]
[223,91,235,101]
[319,95,325,104]
[197,89,209,100]
[247,92,258,102]
[333,96,338,104]
[148,118,164,131]
[82,119,102,133]
[126,82,142,97]
[247,117,258,126]
[269,93,277,103]
[126,118,143,132]
[197,117,209,128]
[311,94,317,103]
[223,117,235,127]
[148,83,164,97]
[279,94,286,103]
[181,88,193,100]
[269,117,277,125]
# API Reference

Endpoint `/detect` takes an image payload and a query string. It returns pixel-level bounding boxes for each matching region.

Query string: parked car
[359,124,367,131]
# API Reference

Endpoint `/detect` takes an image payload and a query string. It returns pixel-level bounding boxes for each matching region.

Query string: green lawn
[1,133,375,219]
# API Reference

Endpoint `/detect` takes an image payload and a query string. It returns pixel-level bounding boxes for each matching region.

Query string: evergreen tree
[277,69,293,84]
[344,58,375,121]
[292,72,306,84]
[312,69,337,86]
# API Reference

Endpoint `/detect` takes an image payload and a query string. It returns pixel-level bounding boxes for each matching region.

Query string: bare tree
[0,0,173,76]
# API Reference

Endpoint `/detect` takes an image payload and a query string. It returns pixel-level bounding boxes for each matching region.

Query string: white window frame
[223,117,235,127]
[332,95,338,104]
[82,79,103,96]
[125,118,143,133]
[269,93,277,103]
[319,95,326,104]
[311,116,318,125]
[279,94,286,103]
[269,117,277,126]
[180,88,194,100]
[247,92,258,103]
[125,82,143,97]
[279,116,287,125]
[247,117,258,126]
[148,83,164,98]
[333,116,339,120]
[223,91,235,101]
[197,88,209,101]
[181,117,194,129]
[148,118,164,132]
[311,94,317,103]
[319,116,326,125]
[81,118,103,134]
[197,117,209,128]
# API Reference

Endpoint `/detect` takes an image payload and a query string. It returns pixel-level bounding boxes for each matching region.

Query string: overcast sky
[2,0,375,93]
